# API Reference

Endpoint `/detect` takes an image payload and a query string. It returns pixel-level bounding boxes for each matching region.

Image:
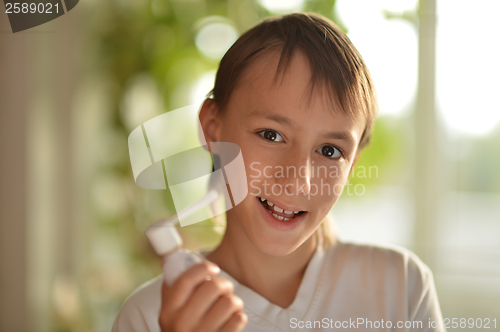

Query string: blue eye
[258,130,284,142]
[317,145,341,159]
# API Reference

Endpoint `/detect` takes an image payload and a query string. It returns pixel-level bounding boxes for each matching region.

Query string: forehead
[225,50,365,139]
[240,50,313,105]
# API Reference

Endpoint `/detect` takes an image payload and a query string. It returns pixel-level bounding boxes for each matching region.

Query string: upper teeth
[261,197,301,215]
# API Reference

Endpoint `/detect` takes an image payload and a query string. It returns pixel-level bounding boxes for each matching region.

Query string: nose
[277,154,311,196]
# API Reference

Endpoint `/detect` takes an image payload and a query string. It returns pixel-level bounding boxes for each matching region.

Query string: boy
[113,13,445,332]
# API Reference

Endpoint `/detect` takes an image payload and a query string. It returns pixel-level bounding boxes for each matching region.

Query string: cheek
[245,157,273,198]
[309,165,350,202]
[241,144,276,177]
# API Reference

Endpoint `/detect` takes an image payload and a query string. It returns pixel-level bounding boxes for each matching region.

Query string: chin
[244,212,315,257]
[249,231,306,257]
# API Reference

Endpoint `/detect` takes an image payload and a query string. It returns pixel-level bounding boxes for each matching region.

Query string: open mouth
[257,196,306,221]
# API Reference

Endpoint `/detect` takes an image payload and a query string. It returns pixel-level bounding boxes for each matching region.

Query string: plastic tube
[145,189,219,286]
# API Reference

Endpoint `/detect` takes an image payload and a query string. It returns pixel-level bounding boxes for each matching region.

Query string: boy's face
[203,51,365,256]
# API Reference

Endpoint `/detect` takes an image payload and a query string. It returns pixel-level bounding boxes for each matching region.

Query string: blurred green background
[1,0,499,331]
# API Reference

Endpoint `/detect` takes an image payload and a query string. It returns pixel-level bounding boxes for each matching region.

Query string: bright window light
[257,0,305,13]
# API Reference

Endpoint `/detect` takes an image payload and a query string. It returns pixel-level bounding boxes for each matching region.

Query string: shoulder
[317,241,444,329]
[324,240,434,290]
[112,275,163,332]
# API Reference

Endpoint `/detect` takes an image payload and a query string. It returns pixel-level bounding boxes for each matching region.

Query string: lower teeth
[269,211,290,221]
[260,200,294,221]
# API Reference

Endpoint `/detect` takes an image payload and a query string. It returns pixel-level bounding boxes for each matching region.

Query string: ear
[199,98,221,148]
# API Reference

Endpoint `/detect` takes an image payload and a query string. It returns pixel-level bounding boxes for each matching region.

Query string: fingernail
[208,263,220,273]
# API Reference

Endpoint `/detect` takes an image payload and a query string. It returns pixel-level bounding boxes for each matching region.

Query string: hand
[159,262,248,332]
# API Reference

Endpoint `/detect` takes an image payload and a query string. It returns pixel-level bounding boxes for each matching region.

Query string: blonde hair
[318,214,336,248]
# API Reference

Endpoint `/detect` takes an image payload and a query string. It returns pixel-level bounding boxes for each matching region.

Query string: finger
[174,277,235,331]
[219,311,248,332]
[195,293,244,332]
[161,262,220,312]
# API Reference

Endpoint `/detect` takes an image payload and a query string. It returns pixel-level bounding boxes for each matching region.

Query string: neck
[206,221,317,308]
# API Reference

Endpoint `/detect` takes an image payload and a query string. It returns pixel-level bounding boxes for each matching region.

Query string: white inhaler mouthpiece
[145,190,219,286]
[145,217,201,286]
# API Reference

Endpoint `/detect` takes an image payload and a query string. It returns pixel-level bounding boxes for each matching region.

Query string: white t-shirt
[112,240,446,332]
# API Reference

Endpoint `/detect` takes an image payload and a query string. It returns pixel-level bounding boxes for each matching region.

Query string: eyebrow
[247,109,357,146]
[322,131,356,147]
[247,109,298,129]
